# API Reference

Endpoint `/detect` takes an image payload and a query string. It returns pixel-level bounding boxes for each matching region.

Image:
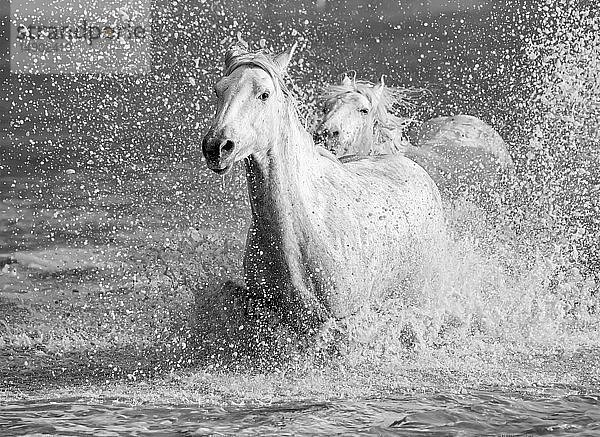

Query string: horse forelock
[224,48,292,98]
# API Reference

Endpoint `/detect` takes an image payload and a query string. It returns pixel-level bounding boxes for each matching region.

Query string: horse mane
[321,79,419,143]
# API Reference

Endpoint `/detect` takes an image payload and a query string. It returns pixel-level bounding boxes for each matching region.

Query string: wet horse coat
[202,46,445,332]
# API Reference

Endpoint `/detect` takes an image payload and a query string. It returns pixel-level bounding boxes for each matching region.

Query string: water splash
[2,0,599,409]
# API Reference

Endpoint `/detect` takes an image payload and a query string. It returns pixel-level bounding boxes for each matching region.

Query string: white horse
[201,44,446,334]
[315,76,515,200]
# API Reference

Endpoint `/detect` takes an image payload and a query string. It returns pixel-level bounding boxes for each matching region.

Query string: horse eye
[359,108,369,115]
[258,91,270,101]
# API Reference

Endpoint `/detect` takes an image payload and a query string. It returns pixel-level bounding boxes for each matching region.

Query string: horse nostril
[221,140,235,157]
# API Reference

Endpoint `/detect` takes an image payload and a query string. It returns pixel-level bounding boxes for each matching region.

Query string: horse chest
[242,218,335,327]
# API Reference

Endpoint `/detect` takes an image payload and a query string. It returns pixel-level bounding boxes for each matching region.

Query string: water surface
[2,391,599,436]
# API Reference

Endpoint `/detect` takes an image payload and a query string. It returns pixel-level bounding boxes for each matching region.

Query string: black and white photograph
[1,0,599,435]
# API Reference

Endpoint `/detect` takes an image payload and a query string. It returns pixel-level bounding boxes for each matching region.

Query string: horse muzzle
[314,124,342,152]
[313,129,328,147]
[202,135,236,174]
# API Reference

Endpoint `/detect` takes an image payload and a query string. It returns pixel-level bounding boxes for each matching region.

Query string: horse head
[316,76,417,156]
[315,75,385,155]
[202,43,297,174]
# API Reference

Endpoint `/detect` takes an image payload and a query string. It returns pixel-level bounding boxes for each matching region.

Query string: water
[2,391,599,436]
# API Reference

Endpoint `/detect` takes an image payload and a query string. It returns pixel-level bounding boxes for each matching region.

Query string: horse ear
[374,75,386,100]
[236,32,249,50]
[273,42,297,74]
[341,74,352,87]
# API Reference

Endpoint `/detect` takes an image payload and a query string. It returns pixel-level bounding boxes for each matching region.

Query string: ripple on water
[1,391,599,436]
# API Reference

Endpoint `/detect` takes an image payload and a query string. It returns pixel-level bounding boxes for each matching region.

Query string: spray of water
[3,0,599,400]
[187,1,600,374]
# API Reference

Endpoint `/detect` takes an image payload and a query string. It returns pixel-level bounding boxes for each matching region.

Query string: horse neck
[245,101,320,237]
